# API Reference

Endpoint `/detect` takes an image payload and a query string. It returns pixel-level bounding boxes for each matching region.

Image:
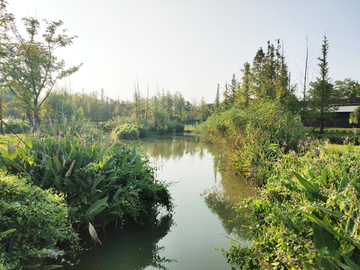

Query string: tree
[200,97,209,121]
[173,91,185,120]
[308,35,336,134]
[236,62,251,108]
[351,105,360,124]
[334,78,360,99]
[214,84,220,114]
[250,40,292,105]
[0,4,82,127]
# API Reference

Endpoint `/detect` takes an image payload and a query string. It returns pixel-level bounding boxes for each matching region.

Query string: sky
[8,0,360,103]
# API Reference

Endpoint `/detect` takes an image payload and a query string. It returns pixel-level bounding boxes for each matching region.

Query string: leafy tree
[0,4,82,127]
[164,90,174,118]
[351,104,360,124]
[43,88,75,120]
[251,46,266,101]
[222,83,230,111]
[173,91,185,120]
[308,35,336,134]
[227,74,237,107]
[334,78,360,99]
[200,97,209,121]
[250,40,292,106]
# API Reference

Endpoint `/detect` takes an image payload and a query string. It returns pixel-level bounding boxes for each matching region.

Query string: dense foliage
[0,115,173,229]
[113,124,141,140]
[223,139,360,269]
[0,173,79,269]
[200,101,306,185]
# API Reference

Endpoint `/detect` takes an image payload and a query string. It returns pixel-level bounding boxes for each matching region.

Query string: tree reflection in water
[140,136,255,242]
[202,156,256,244]
[65,214,175,270]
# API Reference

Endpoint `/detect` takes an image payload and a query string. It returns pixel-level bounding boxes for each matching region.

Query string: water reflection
[139,136,224,182]
[69,136,255,270]
[140,136,255,247]
[66,215,175,270]
[139,136,208,162]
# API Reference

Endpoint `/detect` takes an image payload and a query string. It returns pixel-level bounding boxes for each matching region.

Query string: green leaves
[3,124,172,228]
[86,196,109,220]
[293,171,327,202]
[0,173,79,269]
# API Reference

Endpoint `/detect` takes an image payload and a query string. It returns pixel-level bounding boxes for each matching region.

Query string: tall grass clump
[200,101,306,185]
[223,139,360,269]
[0,113,173,230]
[0,172,79,269]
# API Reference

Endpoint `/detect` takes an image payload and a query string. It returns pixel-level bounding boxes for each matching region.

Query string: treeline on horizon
[1,38,360,129]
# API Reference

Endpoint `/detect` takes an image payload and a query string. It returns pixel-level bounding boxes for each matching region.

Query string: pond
[67,136,255,270]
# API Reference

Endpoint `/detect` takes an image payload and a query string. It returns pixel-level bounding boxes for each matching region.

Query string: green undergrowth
[0,173,79,269]
[223,140,360,269]
[0,113,174,269]
[200,101,306,185]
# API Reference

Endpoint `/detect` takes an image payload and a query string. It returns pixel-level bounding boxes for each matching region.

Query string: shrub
[166,123,175,135]
[113,124,140,140]
[138,126,149,138]
[157,126,167,136]
[103,116,136,130]
[0,172,78,269]
[0,116,173,229]
[200,100,307,184]
[174,123,185,133]
[223,140,360,269]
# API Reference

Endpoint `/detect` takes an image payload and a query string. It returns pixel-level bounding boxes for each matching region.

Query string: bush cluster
[0,114,173,268]
[223,139,360,269]
[112,122,184,139]
[0,173,78,269]
[200,101,307,185]
[113,124,140,140]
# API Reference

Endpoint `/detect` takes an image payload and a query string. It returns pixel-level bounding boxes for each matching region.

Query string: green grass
[0,134,24,150]
[184,124,197,131]
[310,127,357,133]
[327,143,360,155]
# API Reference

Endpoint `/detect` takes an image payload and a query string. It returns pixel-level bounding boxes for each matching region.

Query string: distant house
[331,97,360,128]
[303,98,360,128]
[333,105,358,128]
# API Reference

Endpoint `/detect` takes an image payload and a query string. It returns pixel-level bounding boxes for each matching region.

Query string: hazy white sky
[8,0,360,103]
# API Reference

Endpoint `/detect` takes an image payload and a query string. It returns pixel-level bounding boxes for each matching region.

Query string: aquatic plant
[0,115,173,229]
[223,140,360,269]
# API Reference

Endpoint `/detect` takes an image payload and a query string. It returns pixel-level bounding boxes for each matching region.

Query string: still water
[69,136,255,270]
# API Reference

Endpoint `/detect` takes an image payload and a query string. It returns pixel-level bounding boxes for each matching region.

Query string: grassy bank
[200,101,360,269]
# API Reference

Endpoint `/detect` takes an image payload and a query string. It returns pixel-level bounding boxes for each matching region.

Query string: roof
[335,105,358,113]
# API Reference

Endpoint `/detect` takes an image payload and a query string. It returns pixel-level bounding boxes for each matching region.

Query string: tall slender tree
[214,84,220,114]
[308,35,336,134]
[236,62,251,108]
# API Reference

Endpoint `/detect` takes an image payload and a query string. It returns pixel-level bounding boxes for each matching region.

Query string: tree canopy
[0,1,82,126]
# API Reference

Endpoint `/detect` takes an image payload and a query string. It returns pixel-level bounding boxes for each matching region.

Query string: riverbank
[0,116,174,269]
